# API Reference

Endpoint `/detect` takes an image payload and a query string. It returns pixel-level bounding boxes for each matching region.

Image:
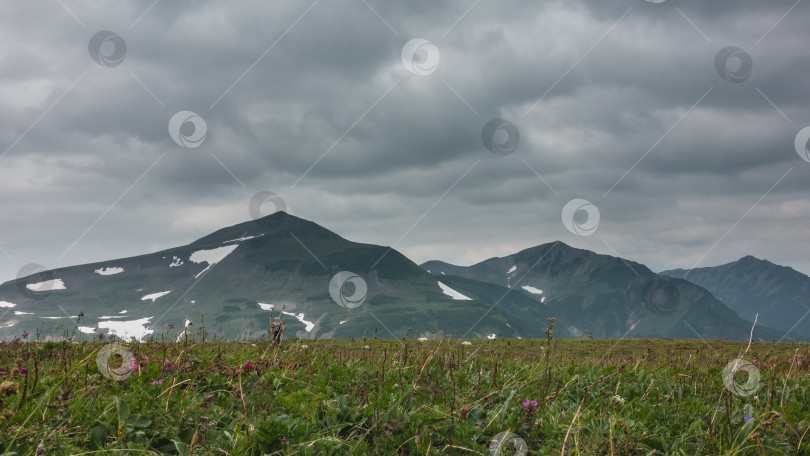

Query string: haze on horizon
[1,0,810,283]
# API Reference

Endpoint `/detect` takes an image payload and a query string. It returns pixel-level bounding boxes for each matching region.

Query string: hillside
[423,243,792,341]
[663,256,810,339]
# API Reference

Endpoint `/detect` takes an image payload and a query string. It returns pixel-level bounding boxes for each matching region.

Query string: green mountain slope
[0,213,514,341]
[422,243,793,341]
[663,256,810,339]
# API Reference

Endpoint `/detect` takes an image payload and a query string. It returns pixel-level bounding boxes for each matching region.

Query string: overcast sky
[1,0,809,283]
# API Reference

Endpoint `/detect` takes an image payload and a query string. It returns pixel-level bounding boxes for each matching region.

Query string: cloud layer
[1,0,809,282]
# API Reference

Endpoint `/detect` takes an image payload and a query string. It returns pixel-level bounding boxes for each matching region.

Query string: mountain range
[663,257,810,340]
[0,212,803,342]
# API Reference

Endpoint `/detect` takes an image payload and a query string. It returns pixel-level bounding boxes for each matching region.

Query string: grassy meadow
[1,323,809,455]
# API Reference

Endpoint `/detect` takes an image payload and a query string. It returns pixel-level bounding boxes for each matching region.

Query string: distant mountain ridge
[422,243,793,341]
[663,256,810,339]
[0,213,798,342]
[0,213,555,342]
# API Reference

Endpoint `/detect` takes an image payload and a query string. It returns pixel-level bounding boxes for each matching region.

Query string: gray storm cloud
[0,0,809,283]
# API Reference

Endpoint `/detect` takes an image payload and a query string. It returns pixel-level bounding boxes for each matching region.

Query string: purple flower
[152,379,163,385]
[744,416,752,423]
[244,360,253,370]
[522,399,538,411]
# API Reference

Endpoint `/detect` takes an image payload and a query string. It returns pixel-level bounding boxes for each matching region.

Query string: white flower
[300,344,308,349]
[417,337,428,342]
[612,395,625,404]
[461,341,472,345]
[363,345,370,349]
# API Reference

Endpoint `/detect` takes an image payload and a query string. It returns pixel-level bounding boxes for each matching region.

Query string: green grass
[1,328,809,455]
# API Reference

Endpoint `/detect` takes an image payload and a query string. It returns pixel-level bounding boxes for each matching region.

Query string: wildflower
[522,399,538,411]
[417,337,428,342]
[164,359,174,368]
[152,379,163,386]
[461,341,472,346]
[744,416,752,423]
[244,360,253,370]
[612,395,625,404]
[363,345,370,349]
[300,345,308,349]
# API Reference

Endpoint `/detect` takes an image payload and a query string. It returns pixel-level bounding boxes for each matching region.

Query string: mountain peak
[189,211,343,247]
[737,255,762,264]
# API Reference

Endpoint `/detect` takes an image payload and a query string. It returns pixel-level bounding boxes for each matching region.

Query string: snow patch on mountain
[119,310,128,314]
[78,326,95,334]
[521,285,543,295]
[438,282,472,300]
[14,311,33,315]
[26,279,65,292]
[141,291,171,302]
[41,315,78,319]
[0,301,16,308]
[95,267,124,275]
[257,303,274,311]
[507,265,517,274]
[98,317,154,342]
[487,333,496,339]
[189,244,239,278]
[282,311,315,332]
[169,256,184,267]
